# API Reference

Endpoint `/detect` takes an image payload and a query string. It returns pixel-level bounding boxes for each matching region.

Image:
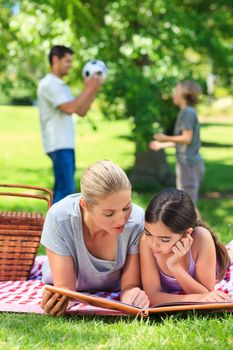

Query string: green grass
[0,313,233,350]
[0,105,233,349]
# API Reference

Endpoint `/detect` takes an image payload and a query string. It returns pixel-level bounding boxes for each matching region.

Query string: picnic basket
[0,184,53,281]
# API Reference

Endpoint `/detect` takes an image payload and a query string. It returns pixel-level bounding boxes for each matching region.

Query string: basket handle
[0,184,53,209]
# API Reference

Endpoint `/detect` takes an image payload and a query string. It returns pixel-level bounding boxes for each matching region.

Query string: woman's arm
[120,253,149,308]
[40,248,76,316]
[46,248,77,291]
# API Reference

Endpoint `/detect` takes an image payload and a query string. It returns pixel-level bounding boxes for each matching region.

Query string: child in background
[150,80,204,204]
[140,189,232,305]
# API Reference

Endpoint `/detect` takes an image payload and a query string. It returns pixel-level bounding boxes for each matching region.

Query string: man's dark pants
[47,148,76,203]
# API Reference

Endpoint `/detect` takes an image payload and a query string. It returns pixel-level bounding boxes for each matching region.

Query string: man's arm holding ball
[59,76,101,116]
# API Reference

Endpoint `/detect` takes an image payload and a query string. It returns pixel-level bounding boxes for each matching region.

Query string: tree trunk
[130,150,175,190]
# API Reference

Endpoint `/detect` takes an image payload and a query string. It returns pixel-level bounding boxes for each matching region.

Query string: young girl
[140,188,232,305]
[150,81,204,205]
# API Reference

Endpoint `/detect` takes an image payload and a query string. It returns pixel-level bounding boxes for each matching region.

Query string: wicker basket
[0,184,53,281]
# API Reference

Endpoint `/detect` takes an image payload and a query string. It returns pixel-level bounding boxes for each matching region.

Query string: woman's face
[83,190,132,234]
[144,220,184,256]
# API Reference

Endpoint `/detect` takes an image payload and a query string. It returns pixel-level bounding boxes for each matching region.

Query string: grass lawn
[0,105,233,349]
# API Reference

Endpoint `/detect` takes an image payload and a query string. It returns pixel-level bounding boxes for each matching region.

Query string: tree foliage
[1,0,233,151]
[0,0,76,103]
[43,0,233,150]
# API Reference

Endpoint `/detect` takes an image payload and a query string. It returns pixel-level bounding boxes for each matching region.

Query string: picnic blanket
[0,242,233,315]
[0,256,123,315]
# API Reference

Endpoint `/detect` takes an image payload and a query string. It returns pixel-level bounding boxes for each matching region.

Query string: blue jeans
[47,149,76,203]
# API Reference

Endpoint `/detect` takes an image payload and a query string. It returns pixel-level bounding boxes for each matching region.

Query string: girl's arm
[155,129,193,145]
[140,234,163,305]
[120,252,149,309]
[166,230,216,294]
[140,234,228,305]
[191,227,217,291]
[149,140,175,151]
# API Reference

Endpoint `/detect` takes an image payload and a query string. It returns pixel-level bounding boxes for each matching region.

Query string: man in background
[37,45,100,203]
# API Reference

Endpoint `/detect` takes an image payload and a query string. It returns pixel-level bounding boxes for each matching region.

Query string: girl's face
[144,220,185,256]
[81,190,132,234]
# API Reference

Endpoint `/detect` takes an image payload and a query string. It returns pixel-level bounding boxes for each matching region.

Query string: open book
[45,285,233,317]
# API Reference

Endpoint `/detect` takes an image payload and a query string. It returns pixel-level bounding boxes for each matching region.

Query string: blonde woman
[41,160,149,315]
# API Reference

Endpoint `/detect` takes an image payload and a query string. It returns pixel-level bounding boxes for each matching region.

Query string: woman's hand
[167,235,193,271]
[200,290,232,303]
[40,288,68,316]
[121,287,150,309]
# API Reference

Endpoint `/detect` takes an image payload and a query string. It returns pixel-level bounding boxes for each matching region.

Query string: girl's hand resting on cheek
[121,287,150,309]
[167,235,193,270]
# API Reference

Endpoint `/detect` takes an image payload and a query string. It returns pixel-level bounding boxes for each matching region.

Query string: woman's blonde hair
[178,80,201,106]
[80,160,132,205]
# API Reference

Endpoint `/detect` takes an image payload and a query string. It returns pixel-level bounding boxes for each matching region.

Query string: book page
[142,301,233,317]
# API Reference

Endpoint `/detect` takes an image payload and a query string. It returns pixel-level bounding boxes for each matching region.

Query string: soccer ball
[82,60,108,81]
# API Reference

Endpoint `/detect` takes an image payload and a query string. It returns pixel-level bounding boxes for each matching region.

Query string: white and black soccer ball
[82,60,108,81]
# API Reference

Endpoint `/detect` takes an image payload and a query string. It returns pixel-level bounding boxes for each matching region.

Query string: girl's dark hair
[145,188,229,281]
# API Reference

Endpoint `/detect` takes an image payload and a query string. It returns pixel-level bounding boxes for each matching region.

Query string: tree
[0,0,76,103]
[45,0,233,187]
[2,0,233,187]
